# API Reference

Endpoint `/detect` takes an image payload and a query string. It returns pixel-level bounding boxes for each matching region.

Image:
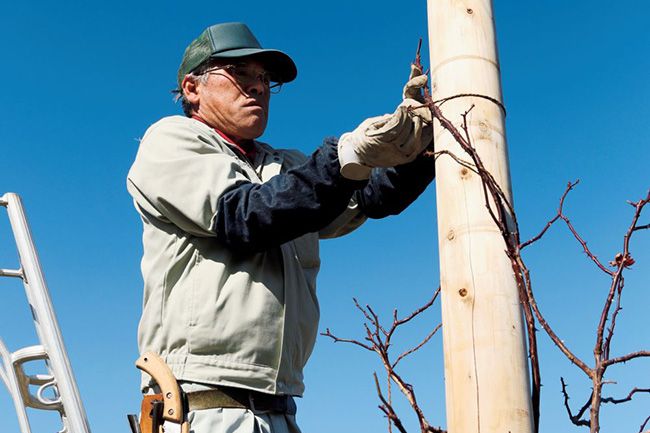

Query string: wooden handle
[135,352,183,423]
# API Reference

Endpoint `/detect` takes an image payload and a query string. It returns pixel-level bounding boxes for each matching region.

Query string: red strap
[191,115,256,160]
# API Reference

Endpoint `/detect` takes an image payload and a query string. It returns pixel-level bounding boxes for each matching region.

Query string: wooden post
[426,1,534,432]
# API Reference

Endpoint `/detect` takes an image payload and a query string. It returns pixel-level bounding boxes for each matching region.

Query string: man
[127,22,435,433]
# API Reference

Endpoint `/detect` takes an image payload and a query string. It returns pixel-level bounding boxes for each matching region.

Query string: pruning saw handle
[135,352,189,433]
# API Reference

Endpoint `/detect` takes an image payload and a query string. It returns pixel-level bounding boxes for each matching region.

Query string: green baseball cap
[177,22,297,91]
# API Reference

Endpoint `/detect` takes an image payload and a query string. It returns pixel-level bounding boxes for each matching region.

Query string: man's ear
[181,75,200,105]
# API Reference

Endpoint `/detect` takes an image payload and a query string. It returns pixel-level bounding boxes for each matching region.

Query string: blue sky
[0,1,648,432]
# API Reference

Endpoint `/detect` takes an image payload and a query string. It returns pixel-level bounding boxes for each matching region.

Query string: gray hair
[175,59,221,117]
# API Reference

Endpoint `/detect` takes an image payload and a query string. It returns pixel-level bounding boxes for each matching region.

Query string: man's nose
[245,77,267,96]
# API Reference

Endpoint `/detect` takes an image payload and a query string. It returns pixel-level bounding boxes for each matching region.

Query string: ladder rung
[0,268,23,278]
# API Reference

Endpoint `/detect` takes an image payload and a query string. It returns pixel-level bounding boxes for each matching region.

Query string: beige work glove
[401,63,432,146]
[403,64,428,102]
[338,65,433,180]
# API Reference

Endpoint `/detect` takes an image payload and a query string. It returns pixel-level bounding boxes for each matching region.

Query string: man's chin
[241,116,267,139]
[237,123,267,140]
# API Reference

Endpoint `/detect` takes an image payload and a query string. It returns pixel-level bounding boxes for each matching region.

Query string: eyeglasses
[202,64,283,94]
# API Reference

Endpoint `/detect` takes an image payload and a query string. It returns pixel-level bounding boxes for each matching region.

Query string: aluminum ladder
[0,193,91,433]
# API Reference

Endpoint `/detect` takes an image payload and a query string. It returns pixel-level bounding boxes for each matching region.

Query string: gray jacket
[127,116,365,395]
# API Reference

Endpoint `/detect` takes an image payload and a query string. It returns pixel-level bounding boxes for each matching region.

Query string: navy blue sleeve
[213,139,367,252]
[355,153,436,219]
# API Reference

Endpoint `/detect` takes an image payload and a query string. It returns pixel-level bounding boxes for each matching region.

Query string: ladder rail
[0,339,33,433]
[1,193,92,433]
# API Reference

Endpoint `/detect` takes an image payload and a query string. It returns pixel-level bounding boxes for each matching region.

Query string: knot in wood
[458,288,468,297]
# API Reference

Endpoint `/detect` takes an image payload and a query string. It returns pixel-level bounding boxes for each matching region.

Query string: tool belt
[141,386,296,432]
[185,386,297,415]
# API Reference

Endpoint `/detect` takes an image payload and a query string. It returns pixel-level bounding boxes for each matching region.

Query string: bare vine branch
[519,180,579,250]
[638,415,650,433]
[604,351,650,367]
[393,324,442,368]
[601,387,650,405]
[561,377,591,427]
[322,286,444,433]
[374,373,409,433]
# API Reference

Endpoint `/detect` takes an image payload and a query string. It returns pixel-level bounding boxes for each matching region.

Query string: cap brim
[210,48,297,83]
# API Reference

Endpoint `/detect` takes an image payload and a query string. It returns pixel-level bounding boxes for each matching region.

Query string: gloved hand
[338,65,433,180]
[403,64,428,102]
[401,63,432,144]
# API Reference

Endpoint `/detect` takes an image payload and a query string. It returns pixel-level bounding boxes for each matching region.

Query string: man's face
[186,60,271,140]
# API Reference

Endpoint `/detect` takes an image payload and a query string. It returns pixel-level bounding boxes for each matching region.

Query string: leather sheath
[140,395,161,433]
